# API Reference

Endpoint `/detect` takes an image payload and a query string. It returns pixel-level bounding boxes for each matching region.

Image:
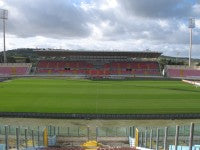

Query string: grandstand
[1,50,200,80]
[165,65,200,79]
[0,63,32,76]
[35,50,162,78]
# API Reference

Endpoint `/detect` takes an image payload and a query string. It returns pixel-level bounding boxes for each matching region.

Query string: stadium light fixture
[188,17,195,67]
[0,9,8,63]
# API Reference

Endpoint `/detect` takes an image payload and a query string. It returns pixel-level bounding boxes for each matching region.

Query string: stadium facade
[0,49,200,79]
[35,50,162,78]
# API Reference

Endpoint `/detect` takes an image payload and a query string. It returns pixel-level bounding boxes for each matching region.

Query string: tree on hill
[159,58,186,70]
[0,48,38,64]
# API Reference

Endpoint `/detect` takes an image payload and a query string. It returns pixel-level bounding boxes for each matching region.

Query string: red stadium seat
[0,64,32,76]
[35,60,161,77]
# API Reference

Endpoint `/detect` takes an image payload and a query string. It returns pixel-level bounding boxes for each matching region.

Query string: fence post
[189,122,194,150]
[43,128,48,147]
[106,128,108,137]
[156,128,159,150]
[5,125,8,150]
[175,125,179,150]
[138,132,140,147]
[96,126,98,141]
[18,126,21,137]
[32,130,35,147]
[16,127,19,150]
[135,128,139,147]
[25,128,28,149]
[57,126,60,136]
[67,127,70,136]
[130,126,132,137]
[141,132,143,147]
[116,127,118,136]
[87,126,90,141]
[132,126,135,138]
[78,127,80,137]
[145,129,147,148]
[50,125,52,136]
[37,126,40,146]
[150,129,152,149]
[53,126,56,136]
[126,127,128,137]
[164,127,168,150]
[8,125,10,134]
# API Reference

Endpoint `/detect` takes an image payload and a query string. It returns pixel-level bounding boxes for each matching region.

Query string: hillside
[0,49,200,68]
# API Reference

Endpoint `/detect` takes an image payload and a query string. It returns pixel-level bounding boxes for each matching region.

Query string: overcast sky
[0,0,200,57]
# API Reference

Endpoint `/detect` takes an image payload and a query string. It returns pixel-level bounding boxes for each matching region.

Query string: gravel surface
[0,118,199,127]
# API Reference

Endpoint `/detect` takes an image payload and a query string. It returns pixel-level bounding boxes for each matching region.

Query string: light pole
[188,18,195,67]
[0,9,8,63]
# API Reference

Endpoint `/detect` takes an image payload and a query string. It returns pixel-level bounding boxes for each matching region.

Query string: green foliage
[25,57,31,63]
[159,58,186,70]
[7,57,16,63]
[0,78,200,114]
[0,48,38,64]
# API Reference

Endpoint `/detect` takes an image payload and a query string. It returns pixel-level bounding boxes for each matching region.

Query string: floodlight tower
[0,9,8,63]
[188,18,195,67]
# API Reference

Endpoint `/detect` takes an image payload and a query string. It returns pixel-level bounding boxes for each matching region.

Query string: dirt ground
[1,117,199,148]
[0,117,199,127]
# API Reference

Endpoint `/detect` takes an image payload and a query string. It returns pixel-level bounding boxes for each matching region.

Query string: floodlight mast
[188,18,195,67]
[0,9,8,63]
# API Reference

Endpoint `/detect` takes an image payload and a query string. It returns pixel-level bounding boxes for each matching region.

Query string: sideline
[182,79,200,87]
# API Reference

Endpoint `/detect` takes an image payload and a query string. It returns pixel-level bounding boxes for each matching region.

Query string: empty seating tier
[0,63,32,76]
[36,60,161,77]
[165,65,200,78]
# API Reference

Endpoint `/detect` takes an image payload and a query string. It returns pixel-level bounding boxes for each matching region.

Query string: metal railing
[0,123,200,150]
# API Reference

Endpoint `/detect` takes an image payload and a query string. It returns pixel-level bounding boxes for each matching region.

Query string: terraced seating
[165,65,200,78]
[0,63,32,76]
[36,60,161,77]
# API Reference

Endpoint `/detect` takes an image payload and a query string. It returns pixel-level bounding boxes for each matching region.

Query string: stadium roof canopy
[35,50,162,58]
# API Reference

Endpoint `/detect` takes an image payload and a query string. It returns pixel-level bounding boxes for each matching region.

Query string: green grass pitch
[0,78,200,114]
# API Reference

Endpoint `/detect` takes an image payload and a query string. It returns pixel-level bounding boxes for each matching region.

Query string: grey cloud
[5,0,91,38]
[118,0,194,18]
[86,1,200,45]
[1,0,200,49]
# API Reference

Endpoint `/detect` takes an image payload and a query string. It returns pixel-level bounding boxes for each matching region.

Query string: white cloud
[0,0,4,7]
[0,0,199,58]
[100,0,118,10]
[178,23,188,32]
[157,20,169,29]
[192,4,200,15]
[87,23,103,40]
[80,1,96,11]
[195,19,200,29]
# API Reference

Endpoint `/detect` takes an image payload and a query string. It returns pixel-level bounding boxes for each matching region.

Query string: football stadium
[1,0,200,149]
[0,50,200,150]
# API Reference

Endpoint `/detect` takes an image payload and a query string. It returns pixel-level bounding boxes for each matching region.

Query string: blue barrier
[0,144,5,150]
[169,145,200,150]
[48,135,56,146]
